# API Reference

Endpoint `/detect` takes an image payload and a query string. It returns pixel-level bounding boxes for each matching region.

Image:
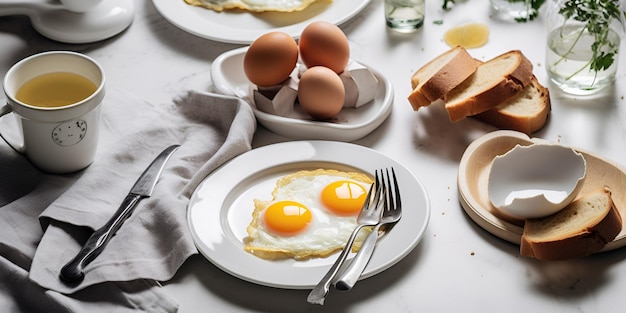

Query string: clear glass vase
[545,0,624,95]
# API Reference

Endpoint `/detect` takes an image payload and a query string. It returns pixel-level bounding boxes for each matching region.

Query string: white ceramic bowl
[488,143,586,219]
[210,47,393,142]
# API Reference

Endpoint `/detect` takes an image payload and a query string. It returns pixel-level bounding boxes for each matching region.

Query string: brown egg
[298,66,345,120]
[298,21,350,74]
[244,32,298,87]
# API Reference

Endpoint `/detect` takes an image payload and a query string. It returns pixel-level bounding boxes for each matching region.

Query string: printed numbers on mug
[52,120,88,146]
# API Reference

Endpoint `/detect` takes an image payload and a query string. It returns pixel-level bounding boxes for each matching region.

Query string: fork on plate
[334,167,403,291]
[307,169,386,305]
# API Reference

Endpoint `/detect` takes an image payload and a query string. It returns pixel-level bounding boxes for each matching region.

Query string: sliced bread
[407,46,480,110]
[473,76,551,134]
[443,50,534,122]
[520,187,622,261]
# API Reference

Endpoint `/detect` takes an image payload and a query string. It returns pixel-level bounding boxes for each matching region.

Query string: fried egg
[184,0,330,12]
[244,169,374,260]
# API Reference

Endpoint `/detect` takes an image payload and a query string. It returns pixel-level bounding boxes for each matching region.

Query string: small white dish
[210,47,394,142]
[488,144,586,219]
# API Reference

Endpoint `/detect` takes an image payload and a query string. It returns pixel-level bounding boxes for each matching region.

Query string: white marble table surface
[1,0,626,312]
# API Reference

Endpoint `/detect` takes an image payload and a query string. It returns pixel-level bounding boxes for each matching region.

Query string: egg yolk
[264,201,312,234]
[321,180,367,215]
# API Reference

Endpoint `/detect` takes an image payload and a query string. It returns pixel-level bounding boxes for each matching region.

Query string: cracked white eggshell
[488,143,587,219]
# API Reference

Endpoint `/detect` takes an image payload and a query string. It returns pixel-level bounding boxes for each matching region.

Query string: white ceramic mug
[0,51,105,173]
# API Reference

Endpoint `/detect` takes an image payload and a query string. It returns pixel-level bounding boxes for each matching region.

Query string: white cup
[0,51,105,174]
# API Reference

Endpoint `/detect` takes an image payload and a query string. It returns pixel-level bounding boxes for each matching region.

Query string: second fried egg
[184,0,329,12]
[244,169,373,260]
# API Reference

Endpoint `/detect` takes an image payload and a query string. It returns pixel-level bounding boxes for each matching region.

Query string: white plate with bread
[211,47,393,142]
[458,130,626,258]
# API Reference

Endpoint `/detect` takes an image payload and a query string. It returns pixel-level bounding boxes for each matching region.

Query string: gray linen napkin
[0,89,256,311]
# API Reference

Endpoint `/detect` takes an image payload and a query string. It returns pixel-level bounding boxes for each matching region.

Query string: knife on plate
[60,144,180,283]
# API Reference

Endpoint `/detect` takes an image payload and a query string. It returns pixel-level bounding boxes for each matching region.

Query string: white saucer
[2,0,135,44]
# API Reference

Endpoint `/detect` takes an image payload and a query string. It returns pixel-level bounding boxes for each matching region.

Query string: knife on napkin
[59,144,180,283]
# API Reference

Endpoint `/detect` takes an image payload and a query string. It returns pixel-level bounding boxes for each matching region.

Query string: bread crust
[444,50,534,122]
[407,46,479,110]
[520,187,623,261]
[473,76,551,134]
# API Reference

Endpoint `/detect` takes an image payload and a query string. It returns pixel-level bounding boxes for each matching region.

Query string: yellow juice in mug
[1,51,105,173]
[16,72,98,108]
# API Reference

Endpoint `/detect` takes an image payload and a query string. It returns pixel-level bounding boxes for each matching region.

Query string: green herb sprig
[556,0,625,76]
[512,0,545,22]
[442,0,544,21]
[442,0,456,9]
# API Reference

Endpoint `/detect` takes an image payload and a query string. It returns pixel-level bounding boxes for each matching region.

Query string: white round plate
[187,141,430,289]
[211,47,394,142]
[152,0,372,44]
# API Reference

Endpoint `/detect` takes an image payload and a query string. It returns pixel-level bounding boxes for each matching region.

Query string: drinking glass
[384,0,425,33]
